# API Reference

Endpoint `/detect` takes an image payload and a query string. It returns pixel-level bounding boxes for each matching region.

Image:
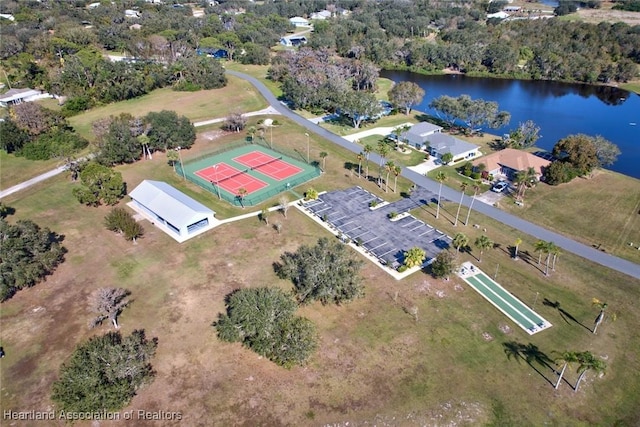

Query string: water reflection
[380,70,640,178]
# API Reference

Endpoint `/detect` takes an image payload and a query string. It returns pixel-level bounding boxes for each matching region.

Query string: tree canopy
[214,287,317,368]
[145,110,196,152]
[51,330,157,413]
[388,81,425,115]
[0,218,66,301]
[72,162,126,206]
[275,237,364,305]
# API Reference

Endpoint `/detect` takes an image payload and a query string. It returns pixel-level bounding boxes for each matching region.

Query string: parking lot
[302,186,452,268]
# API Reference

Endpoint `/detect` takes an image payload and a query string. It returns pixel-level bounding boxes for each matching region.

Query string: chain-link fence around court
[175,141,321,207]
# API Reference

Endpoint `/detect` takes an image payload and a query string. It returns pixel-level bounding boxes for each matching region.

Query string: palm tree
[474,234,493,262]
[392,124,411,149]
[384,160,395,192]
[554,351,579,389]
[237,187,248,208]
[515,167,537,202]
[377,141,390,187]
[452,232,469,258]
[574,351,607,392]
[357,152,363,178]
[363,144,373,179]
[435,171,447,219]
[393,165,402,193]
[403,246,426,268]
[167,150,179,172]
[514,237,522,259]
[592,298,608,335]
[551,244,561,271]
[247,125,257,143]
[544,242,558,276]
[454,182,468,226]
[534,240,548,266]
[320,152,328,171]
[464,181,481,226]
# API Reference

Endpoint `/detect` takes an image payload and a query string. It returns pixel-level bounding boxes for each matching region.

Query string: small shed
[129,180,216,242]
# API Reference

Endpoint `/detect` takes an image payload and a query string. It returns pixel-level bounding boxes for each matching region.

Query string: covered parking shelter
[129,180,217,242]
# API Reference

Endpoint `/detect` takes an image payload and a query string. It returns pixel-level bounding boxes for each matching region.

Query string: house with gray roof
[129,180,216,242]
[401,122,443,150]
[0,88,50,108]
[426,133,481,164]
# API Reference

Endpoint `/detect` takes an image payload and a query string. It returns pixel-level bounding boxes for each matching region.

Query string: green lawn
[68,76,267,140]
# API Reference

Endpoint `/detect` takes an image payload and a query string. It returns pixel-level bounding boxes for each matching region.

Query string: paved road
[226,70,640,280]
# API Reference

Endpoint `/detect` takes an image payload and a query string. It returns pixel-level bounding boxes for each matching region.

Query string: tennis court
[195,163,267,195]
[233,151,303,181]
[458,262,552,335]
[176,143,321,207]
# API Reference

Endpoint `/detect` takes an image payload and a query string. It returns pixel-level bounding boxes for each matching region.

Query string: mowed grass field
[67,75,267,141]
[1,131,639,426]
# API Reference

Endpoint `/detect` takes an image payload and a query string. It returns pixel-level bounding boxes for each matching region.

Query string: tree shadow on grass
[518,250,545,274]
[543,299,592,332]
[503,341,556,387]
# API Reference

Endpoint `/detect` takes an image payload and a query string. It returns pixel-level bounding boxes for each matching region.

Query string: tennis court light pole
[213,164,221,199]
[305,133,310,163]
[176,146,186,180]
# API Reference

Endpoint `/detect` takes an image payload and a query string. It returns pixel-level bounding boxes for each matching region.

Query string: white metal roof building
[129,180,216,242]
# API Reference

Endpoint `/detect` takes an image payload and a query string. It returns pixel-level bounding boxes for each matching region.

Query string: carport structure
[303,186,452,269]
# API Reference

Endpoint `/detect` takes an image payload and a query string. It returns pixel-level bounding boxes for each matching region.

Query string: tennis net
[251,156,283,170]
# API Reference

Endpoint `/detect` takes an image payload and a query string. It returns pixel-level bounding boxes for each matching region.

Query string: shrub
[397,265,408,273]
[369,200,379,207]
[388,211,398,219]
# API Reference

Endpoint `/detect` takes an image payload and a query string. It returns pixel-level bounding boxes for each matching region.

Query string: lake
[381,70,640,179]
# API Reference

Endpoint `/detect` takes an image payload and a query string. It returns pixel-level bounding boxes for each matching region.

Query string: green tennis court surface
[458,262,552,335]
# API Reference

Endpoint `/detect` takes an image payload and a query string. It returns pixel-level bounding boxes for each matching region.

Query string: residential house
[125,9,141,19]
[487,11,509,19]
[310,10,332,20]
[472,148,551,181]
[279,36,307,47]
[0,88,50,108]
[401,122,443,150]
[426,133,480,163]
[289,16,310,27]
[0,13,15,21]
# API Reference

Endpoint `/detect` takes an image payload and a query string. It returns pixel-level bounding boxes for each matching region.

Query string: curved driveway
[227,70,640,280]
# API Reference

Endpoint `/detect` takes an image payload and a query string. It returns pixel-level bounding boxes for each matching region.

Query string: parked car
[492,181,509,193]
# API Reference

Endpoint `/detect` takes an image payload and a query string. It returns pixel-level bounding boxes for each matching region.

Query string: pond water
[380,70,640,179]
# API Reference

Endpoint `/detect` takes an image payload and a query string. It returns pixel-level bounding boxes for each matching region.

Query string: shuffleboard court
[195,163,267,195]
[457,262,552,335]
[233,151,303,181]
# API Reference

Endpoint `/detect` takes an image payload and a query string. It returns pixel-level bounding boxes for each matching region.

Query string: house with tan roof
[472,148,551,181]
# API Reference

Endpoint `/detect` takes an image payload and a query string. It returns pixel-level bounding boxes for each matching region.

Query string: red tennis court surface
[195,163,267,195]
[234,151,303,181]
